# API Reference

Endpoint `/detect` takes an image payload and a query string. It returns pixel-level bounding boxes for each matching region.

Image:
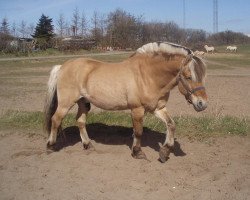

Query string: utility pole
[183,0,186,29]
[213,0,218,33]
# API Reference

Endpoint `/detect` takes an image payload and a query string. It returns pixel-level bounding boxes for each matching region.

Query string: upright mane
[136,42,206,82]
[136,42,193,56]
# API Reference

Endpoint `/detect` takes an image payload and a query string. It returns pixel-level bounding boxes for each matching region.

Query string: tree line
[0,8,249,52]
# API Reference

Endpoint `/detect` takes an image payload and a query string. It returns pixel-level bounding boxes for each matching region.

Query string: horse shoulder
[130,58,173,111]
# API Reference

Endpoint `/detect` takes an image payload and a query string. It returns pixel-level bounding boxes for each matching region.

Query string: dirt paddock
[0,58,250,200]
[0,130,249,200]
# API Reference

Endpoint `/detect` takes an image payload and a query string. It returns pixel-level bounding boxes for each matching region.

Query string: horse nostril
[198,100,203,108]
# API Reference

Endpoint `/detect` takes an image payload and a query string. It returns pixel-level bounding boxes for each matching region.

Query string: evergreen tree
[32,14,54,49]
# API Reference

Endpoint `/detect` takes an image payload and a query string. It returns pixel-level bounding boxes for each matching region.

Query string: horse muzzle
[191,96,207,112]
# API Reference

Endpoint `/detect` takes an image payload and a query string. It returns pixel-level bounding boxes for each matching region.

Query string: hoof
[83,141,95,150]
[132,146,147,160]
[46,141,59,153]
[158,146,171,163]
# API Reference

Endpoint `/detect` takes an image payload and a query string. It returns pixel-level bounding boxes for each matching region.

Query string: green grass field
[0,111,249,140]
[205,44,250,69]
[0,48,98,58]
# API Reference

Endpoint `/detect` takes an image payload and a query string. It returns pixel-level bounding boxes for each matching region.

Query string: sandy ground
[0,60,250,200]
[0,130,249,200]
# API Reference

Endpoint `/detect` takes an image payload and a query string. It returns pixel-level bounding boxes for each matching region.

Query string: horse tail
[44,65,62,135]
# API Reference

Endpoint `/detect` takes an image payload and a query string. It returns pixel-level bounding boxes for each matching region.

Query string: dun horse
[44,42,207,162]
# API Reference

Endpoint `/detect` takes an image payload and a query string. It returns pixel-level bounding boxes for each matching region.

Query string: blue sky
[0,0,250,34]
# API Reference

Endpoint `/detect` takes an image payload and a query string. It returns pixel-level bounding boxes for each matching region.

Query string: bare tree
[207,30,250,45]
[19,20,27,38]
[91,11,107,46]
[106,9,141,48]
[164,22,185,44]
[57,13,66,37]
[72,7,80,36]
[80,11,87,37]
[91,10,108,46]
[0,17,10,34]
[185,29,206,49]
[141,21,166,43]
[11,22,17,37]
[27,23,35,37]
[64,21,71,36]
[99,13,107,40]
[91,10,99,41]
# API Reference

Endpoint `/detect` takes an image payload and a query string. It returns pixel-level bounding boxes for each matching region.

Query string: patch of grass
[0,111,249,139]
[207,55,250,68]
[27,48,89,57]
[0,49,91,58]
[0,59,67,69]
[237,44,250,55]
[215,44,250,55]
[0,111,44,130]
[0,53,131,69]
[174,116,249,140]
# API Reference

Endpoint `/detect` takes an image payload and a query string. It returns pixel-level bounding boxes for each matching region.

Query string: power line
[183,0,186,29]
[213,0,218,33]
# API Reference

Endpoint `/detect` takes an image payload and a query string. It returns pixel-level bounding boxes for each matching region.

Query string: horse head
[135,42,208,112]
[177,54,208,112]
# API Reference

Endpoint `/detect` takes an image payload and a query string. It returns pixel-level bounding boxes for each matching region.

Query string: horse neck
[136,53,184,90]
[148,53,183,80]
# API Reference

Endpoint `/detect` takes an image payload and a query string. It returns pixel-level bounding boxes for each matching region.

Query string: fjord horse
[44,42,207,162]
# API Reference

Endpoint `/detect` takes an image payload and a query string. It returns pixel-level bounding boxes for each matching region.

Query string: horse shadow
[53,123,186,157]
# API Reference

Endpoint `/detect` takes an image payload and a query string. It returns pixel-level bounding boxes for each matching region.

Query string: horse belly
[85,75,130,110]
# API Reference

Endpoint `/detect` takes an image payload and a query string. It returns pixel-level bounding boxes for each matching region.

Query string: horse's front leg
[131,107,147,159]
[154,107,176,163]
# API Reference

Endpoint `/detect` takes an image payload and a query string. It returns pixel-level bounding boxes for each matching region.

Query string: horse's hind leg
[76,98,93,150]
[47,104,72,148]
[131,107,147,159]
[154,107,175,163]
[47,92,76,149]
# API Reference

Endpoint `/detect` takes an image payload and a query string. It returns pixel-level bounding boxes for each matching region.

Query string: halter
[177,55,205,104]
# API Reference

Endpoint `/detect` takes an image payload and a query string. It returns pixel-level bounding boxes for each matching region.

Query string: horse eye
[186,77,192,80]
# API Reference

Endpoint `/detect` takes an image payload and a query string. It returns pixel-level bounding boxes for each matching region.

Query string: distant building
[55,37,96,50]
[9,37,36,52]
